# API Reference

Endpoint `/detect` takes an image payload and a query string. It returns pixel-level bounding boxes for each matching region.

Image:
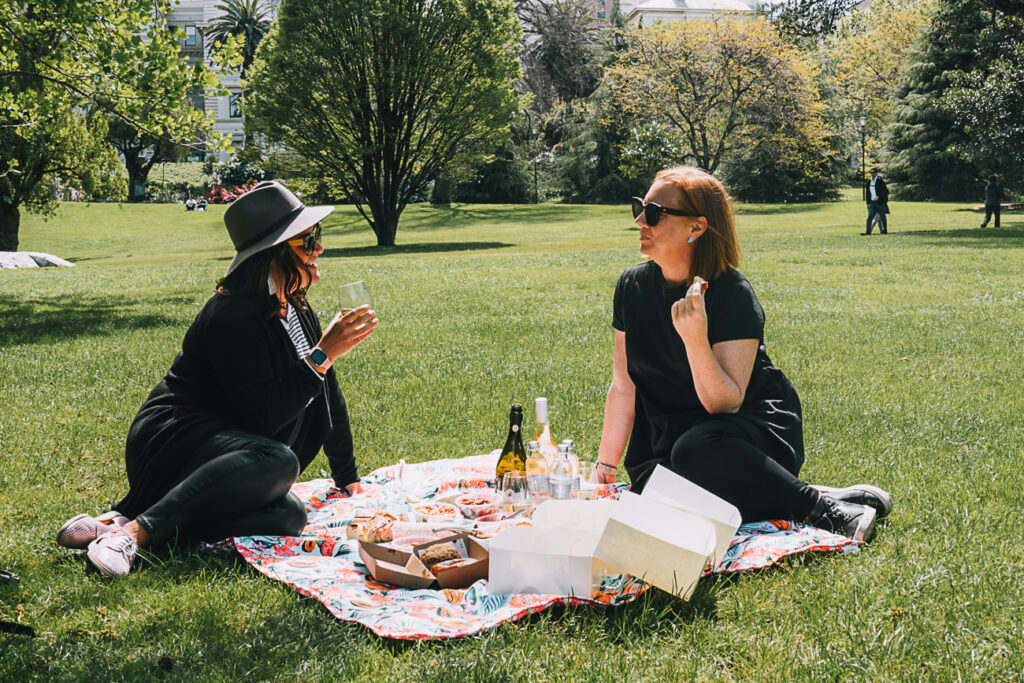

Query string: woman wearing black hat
[56,181,377,578]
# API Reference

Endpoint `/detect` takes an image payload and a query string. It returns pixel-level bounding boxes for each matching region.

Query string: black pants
[866,203,887,233]
[134,429,307,546]
[666,418,819,522]
[982,205,1000,227]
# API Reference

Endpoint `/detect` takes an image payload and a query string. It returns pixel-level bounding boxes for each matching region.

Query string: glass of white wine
[499,472,531,515]
[337,280,374,314]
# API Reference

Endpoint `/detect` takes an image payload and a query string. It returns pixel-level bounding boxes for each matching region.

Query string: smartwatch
[308,347,332,373]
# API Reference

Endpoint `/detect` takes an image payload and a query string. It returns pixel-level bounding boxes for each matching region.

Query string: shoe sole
[813,484,892,518]
[855,505,877,544]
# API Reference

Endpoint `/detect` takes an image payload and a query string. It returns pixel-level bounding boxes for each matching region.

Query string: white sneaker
[86,529,139,578]
[56,511,130,549]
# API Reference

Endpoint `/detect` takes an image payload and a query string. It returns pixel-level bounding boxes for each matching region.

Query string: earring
[687,236,695,244]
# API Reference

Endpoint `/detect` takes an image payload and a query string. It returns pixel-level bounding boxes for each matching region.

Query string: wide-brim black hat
[222,180,334,278]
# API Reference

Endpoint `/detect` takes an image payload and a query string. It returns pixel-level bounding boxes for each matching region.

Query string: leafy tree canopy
[605,16,836,200]
[940,11,1024,185]
[883,0,997,199]
[205,0,273,78]
[767,0,859,41]
[246,0,522,247]
[0,0,239,250]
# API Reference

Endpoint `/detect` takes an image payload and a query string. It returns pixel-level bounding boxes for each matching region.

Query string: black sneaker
[811,484,892,518]
[806,496,877,543]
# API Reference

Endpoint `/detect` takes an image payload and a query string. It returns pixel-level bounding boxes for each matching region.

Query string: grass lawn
[2,194,1023,680]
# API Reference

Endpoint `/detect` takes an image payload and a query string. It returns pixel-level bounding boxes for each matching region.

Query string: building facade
[624,0,756,25]
[165,0,280,159]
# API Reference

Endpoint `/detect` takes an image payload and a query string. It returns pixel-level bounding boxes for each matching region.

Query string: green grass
[3,194,1023,680]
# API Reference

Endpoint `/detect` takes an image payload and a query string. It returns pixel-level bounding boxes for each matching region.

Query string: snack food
[359,513,397,543]
[430,557,475,574]
[411,501,461,522]
[455,491,501,519]
[693,275,709,294]
[419,542,461,572]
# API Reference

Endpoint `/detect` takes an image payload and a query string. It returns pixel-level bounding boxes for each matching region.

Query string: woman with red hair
[594,167,890,541]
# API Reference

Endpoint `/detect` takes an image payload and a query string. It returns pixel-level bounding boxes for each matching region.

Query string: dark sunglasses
[287,222,322,255]
[631,197,695,226]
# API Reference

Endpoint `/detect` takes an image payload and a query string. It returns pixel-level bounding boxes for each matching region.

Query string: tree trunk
[369,202,398,247]
[0,201,20,252]
[123,151,149,202]
[430,178,453,205]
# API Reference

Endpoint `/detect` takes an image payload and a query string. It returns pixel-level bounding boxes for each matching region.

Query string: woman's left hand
[343,481,363,496]
[671,280,708,347]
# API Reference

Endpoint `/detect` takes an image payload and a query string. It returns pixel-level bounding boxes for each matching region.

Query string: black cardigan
[114,291,357,518]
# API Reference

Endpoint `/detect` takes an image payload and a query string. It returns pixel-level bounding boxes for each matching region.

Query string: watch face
[310,348,329,365]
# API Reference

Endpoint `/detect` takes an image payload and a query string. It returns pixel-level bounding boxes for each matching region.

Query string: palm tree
[204,0,272,78]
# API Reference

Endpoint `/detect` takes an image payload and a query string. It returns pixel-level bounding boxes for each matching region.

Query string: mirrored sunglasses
[287,223,322,255]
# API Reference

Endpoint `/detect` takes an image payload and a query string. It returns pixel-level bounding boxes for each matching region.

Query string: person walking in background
[981,175,1003,228]
[862,167,889,235]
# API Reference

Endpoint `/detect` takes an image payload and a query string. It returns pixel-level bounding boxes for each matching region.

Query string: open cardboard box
[358,539,435,589]
[490,468,736,600]
[489,525,614,598]
[639,465,741,569]
[358,532,489,589]
[412,533,490,589]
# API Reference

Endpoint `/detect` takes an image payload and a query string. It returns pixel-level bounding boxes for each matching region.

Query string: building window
[184,26,197,46]
[229,93,243,119]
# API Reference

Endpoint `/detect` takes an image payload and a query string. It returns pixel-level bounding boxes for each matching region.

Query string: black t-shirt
[613,261,803,487]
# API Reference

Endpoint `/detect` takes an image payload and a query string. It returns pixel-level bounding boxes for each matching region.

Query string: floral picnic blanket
[233,454,859,640]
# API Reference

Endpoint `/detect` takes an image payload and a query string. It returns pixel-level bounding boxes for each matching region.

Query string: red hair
[654,166,740,281]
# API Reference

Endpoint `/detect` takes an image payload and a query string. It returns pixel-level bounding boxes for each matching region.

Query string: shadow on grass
[898,226,1024,247]
[734,202,834,216]
[209,241,513,261]
[321,242,513,258]
[0,296,179,347]
[326,204,600,236]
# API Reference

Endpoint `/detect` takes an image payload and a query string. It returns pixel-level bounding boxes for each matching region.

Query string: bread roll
[419,542,461,572]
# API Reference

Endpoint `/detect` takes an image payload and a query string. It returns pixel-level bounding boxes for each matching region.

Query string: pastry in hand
[693,275,709,294]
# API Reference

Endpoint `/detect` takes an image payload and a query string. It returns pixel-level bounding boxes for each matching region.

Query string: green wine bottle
[495,404,527,483]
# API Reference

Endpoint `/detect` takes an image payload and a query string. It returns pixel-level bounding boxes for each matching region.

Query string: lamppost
[523,109,539,204]
[859,115,867,200]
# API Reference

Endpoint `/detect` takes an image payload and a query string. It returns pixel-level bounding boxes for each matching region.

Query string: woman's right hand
[318,305,378,361]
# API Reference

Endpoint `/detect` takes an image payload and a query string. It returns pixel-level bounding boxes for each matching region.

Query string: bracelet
[596,462,617,471]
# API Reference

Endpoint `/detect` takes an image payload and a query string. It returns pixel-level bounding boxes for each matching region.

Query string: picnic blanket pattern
[233,454,859,640]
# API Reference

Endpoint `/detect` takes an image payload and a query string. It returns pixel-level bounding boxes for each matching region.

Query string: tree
[104,106,181,202]
[246,0,521,247]
[204,0,272,79]
[883,0,993,200]
[824,0,930,171]
[604,16,834,189]
[766,0,859,41]
[940,11,1024,185]
[517,0,603,110]
[0,1,236,250]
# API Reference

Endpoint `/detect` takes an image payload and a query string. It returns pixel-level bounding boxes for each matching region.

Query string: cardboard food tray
[412,532,490,589]
[357,540,435,589]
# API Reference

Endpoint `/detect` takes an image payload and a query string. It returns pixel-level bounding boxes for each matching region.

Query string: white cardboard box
[531,499,618,530]
[593,491,716,599]
[640,465,742,569]
[488,525,613,597]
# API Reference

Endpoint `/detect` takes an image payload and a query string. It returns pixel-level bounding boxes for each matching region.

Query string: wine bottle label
[512,425,519,433]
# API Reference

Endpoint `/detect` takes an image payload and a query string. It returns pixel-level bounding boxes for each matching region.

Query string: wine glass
[499,472,531,515]
[338,280,374,313]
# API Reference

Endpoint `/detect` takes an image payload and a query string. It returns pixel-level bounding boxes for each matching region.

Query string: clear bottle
[495,404,527,483]
[534,397,557,466]
[565,442,581,499]
[525,440,550,503]
[549,444,573,500]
